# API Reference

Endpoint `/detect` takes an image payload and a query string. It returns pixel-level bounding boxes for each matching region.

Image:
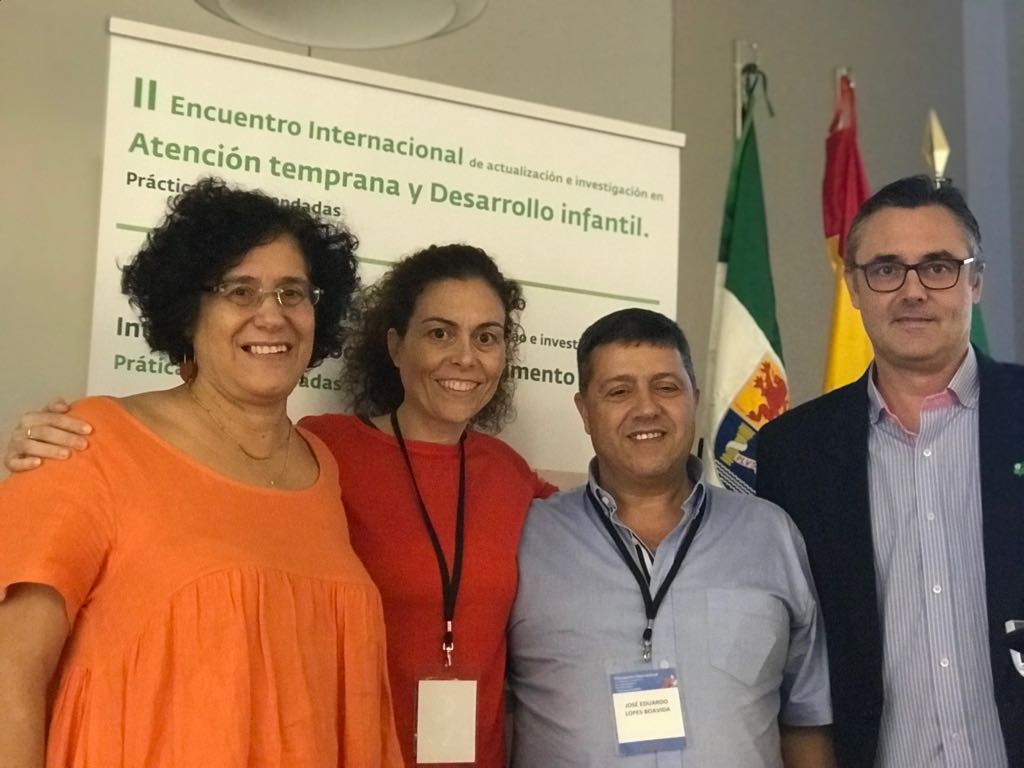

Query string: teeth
[439,379,478,392]
[249,344,288,355]
[631,431,663,441]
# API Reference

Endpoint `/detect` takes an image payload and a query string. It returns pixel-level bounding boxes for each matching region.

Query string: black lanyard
[391,411,466,669]
[586,484,707,662]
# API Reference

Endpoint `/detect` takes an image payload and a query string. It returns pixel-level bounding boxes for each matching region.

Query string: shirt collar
[586,455,708,523]
[947,345,980,407]
[867,346,980,425]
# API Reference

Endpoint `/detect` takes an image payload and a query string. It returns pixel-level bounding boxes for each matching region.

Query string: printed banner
[88,19,685,473]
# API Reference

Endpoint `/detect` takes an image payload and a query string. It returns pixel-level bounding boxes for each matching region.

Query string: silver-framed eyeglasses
[851,257,976,293]
[209,281,323,307]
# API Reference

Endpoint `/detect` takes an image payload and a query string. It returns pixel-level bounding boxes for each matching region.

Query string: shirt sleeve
[0,446,115,627]
[778,517,833,726]
[505,440,557,499]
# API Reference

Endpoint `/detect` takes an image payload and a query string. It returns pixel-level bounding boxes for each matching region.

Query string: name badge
[416,678,477,763]
[610,668,686,755]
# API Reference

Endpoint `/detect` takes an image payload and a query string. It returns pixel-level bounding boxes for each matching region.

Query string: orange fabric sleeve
[0,403,115,626]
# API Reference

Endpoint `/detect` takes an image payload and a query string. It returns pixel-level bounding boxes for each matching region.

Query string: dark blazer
[756,351,1024,768]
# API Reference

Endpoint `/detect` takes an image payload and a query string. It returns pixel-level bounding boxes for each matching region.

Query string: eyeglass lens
[862,260,967,292]
[215,282,321,307]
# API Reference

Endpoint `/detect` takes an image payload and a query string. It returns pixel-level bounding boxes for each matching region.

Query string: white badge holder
[606,659,686,757]
[416,678,478,763]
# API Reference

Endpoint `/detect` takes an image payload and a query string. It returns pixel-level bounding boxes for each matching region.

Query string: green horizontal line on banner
[357,261,658,304]
[112,229,657,305]
[357,257,398,267]
[517,279,660,305]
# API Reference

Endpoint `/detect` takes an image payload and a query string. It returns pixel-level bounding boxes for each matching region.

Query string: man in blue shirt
[509,308,834,767]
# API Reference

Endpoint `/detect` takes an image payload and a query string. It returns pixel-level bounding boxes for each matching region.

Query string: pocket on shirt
[706,588,788,688]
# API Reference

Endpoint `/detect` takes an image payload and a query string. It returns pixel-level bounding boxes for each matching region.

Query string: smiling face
[844,205,982,377]
[575,342,698,496]
[387,277,507,443]
[190,234,315,406]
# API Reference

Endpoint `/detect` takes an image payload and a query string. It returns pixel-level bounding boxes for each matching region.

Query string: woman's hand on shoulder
[3,399,93,474]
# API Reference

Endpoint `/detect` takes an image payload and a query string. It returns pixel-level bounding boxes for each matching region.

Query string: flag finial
[923,109,951,187]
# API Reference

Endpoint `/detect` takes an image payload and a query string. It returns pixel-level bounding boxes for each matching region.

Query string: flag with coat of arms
[704,64,788,494]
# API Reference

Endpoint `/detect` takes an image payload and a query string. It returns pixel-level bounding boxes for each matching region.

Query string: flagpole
[922,110,990,352]
[923,109,951,189]
[733,40,744,140]
[822,66,874,391]
[707,48,788,491]
[834,66,851,103]
[733,40,758,140]
[709,39,753,451]
[707,41,749,461]
[706,40,758,463]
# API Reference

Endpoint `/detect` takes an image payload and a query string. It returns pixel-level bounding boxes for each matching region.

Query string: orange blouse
[0,397,403,768]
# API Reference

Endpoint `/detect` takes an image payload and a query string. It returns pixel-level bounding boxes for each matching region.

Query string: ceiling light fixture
[196,0,487,50]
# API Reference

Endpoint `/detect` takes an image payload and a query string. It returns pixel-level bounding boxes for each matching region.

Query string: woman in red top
[6,243,556,767]
[305,245,556,765]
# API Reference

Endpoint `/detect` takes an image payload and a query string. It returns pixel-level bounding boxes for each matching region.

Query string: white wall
[1008,0,1024,364]
[963,0,1017,359]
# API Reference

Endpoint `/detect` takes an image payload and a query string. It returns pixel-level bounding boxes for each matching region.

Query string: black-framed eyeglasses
[850,257,977,293]
[208,281,323,308]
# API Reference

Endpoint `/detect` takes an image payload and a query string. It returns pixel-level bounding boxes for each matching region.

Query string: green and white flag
[704,66,789,494]
[971,305,989,353]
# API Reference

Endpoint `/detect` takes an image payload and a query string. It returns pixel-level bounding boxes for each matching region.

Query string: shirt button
[940,657,950,668]
[923,448,933,457]
[926,512,936,521]
[932,584,942,594]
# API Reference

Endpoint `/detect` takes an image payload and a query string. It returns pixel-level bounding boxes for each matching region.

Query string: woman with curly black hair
[5,238,556,766]
[0,178,402,767]
[300,244,556,766]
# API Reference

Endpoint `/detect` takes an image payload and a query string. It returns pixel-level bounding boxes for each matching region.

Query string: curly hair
[120,177,360,368]
[341,244,525,433]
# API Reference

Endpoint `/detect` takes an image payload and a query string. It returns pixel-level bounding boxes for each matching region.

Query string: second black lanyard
[586,484,708,662]
[391,411,466,668]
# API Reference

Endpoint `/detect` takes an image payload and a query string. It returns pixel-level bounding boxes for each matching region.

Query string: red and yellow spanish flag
[822,75,873,392]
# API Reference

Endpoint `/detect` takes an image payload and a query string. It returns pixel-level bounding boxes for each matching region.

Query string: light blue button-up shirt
[508,457,831,767]
[867,348,1008,767]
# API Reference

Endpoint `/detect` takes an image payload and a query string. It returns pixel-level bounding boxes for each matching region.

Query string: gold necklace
[186,384,293,487]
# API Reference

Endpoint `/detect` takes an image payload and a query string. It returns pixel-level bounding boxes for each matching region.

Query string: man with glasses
[757,175,1024,768]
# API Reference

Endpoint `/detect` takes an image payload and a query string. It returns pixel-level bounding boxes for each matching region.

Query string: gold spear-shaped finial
[923,109,951,188]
